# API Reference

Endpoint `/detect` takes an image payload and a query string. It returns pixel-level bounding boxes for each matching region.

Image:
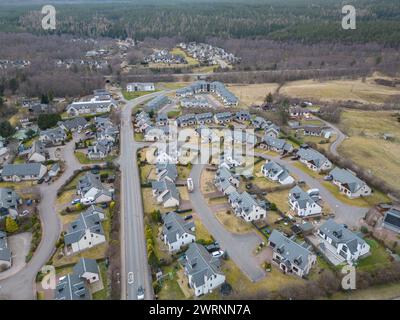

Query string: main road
[118,91,167,300]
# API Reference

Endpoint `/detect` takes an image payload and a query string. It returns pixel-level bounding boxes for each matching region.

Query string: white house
[64,209,106,254]
[269,230,316,277]
[329,167,372,199]
[228,191,267,222]
[77,173,113,204]
[126,82,155,92]
[151,179,180,208]
[184,243,225,297]
[288,186,322,217]
[73,258,101,284]
[162,212,196,252]
[261,160,294,185]
[297,147,332,172]
[317,219,370,264]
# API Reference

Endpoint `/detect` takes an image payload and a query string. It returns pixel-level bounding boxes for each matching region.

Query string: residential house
[28,141,48,163]
[156,163,178,182]
[77,173,113,203]
[55,273,90,300]
[156,113,168,126]
[144,95,170,112]
[39,127,67,146]
[162,212,196,252]
[214,166,240,195]
[58,117,88,132]
[48,163,60,177]
[214,112,232,124]
[73,258,101,284]
[126,82,155,92]
[225,130,257,146]
[195,126,220,144]
[269,230,316,277]
[260,137,293,154]
[175,114,196,127]
[195,112,214,125]
[87,140,111,160]
[261,160,295,185]
[297,147,333,172]
[329,167,372,199]
[228,191,267,222]
[288,186,322,217]
[66,96,117,116]
[64,208,106,254]
[181,97,210,108]
[151,179,180,208]
[235,111,250,122]
[289,106,311,119]
[0,231,11,271]
[382,207,400,233]
[251,116,268,129]
[264,125,280,139]
[183,243,225,297]
[1,163,47,182]
[144,126,170,142]
[317,219,370,263]
[0,188,21,218]
[302,126,324,137]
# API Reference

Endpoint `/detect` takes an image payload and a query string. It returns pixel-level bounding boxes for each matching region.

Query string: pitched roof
[289,186,317,210]
[55,273,90,300]
[59,117,88,131]
[297,147,330,169]
[162,212,195,244]
[73,258,99,277]
[383,207,400,230]
[269,230,313,271]
[64,210,104,245]
[1,163,44,177]
[329,167,368,193]
[319,219,367,254]
[184,243,224,288]
[0,188,20,210]
[0,231,11,263]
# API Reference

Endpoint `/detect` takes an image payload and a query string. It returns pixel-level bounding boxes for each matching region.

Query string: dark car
[184,215,193,221]
[37,178,44,184]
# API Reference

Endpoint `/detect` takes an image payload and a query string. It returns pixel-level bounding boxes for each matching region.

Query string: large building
[126,82,155,92]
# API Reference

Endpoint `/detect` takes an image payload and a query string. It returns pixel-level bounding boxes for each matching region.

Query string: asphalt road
[317,117,348,157]
[118,91,166,300]
[254,152,368,227]
[0,139,83,300]
[189,164,266,282]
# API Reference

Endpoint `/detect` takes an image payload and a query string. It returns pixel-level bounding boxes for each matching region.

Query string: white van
[81,197,95,205]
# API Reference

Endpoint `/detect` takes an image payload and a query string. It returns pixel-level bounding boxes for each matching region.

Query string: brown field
[337,110,400,193]
[280,77,400,104]
[227,83,280,106]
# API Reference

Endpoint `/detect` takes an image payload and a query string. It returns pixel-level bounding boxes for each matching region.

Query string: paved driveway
[254,152,368,228]
[190,164,266,282]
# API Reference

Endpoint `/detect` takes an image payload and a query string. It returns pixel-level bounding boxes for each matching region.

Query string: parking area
[0,232,32,280]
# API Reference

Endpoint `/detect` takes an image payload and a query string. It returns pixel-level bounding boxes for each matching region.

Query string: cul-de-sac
[0,0,400,302]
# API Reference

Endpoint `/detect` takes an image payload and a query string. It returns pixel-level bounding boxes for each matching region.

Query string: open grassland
[279,77,400,104]
[337,110,400,194]
[228,83,280,106]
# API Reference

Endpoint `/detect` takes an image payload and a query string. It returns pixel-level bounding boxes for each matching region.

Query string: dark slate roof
[0,188,20,210]
[162,212,195,244]
[1,163,44,177]
[269,230,313,271]
[297,147,330,169]
[184,243,224,288]
[329,167,367,193]
[73,258,99,277]
[383,208,400,230]
[0,231,11,263]
[319,219,367,254]
[289,186,317,210]
[55,273,90,300]
[64,210,104,245]
[156,163,178,182]
[59,117,88,131]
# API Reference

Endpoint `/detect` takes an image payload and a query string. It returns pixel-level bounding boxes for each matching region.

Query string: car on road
[19,210,29,217]
[71,199,81,205]
[211,250,224,258]
[37,178,44,184]
[137,286,145,300]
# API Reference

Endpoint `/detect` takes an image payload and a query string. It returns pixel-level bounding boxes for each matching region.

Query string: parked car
[37,178,44,184]
[20,210,29,217]
[184,215,193,221]
[324,175,333,181]
[100,203,108,209]
[71,199,81,205]
[81,197,95,205]
[211,250,224,258]
[137,286,145,300]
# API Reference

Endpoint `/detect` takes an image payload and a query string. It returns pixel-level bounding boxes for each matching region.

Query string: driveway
[254,152,368,228]
[190,164,266,282]
[0,232,32,281]
[0,138,83,300]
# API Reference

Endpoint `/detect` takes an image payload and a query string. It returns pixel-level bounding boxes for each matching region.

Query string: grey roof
[383,207,400,230]
[262,161,290,181]
[40,127,66,141]
[319,219,367,254]
[263,137,292,151]
[55,273,90,300]
[329,167,368,193]
[29,140,47,157]
[195,112,213,122]
[215,166,237,183]
[269,230,313,271]
[297,147,330,169]
[176,113,196,126]
[67,100,115,113]
[289,186,316,210]
[228,130,257,144]
[184,243,223,288]
[229,191,265,216]
[151,179,180,202]
[156,113,168,123]
[0,188,20,211]
[1,163,44,177]
[64,209,104,245]
[156,163,178,182]
[145,95,169,112]
[214,111,232,120]
[235,111,250,120]
[58,117,88,131]
[49,162,60,173]
[78,172,108,196]
[0,231,11,263]
[162,212,195,244]
[73,258,99,277]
